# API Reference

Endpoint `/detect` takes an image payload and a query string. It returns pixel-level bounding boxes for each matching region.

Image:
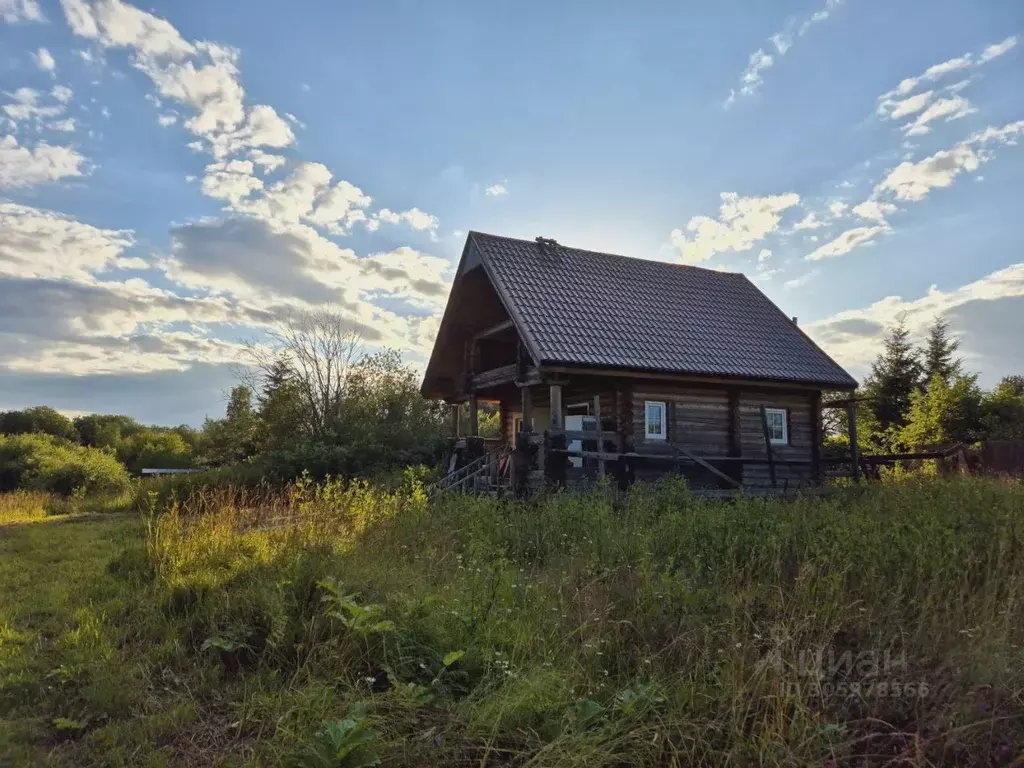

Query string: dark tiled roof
[469,231,856,389]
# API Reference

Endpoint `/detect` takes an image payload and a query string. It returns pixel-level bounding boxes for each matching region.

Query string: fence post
[847,399,860,483]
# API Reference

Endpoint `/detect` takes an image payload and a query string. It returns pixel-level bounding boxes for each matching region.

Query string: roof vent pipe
[792,316,798,324]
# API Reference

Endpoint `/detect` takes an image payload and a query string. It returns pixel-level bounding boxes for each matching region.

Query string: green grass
[2,477,1024,766]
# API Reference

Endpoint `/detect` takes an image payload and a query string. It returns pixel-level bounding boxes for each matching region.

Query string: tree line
[831,316,1024,452]
[0,311,451,490]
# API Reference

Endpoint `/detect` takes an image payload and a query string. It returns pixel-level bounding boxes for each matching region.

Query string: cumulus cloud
[33,47,56,71]
[249,149,285,173]
[670,191,800,262]
[200,159,264,205]
[758,248,772,262]
[791,212,826,231]
[3,87,67,122]
[0,0,44,22]
[0,202,131,278]
[875,118,1024,203]
[901,95,975,136]
[47,118,76,132]
[877,90,933,120]
[979,35,1017,64]
[851,200,897,222]
[878,36,1017,113]
[61,0,294,158]
[802,120,1024,262]
[0,136,86,188]
[0,204,269,378]
[725,0,843,106]
[165,215,450,314]
[806,263,1024,379]
[162,215,450,353]
[485,183,508,197]
[58,0,439,239]
[807,225,890,261]
[374,207,439,232]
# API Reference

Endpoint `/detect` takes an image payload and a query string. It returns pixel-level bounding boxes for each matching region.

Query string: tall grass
[135,476,1024,766]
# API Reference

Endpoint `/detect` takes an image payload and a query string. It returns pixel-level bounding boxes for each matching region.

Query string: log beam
[847,399,860,483]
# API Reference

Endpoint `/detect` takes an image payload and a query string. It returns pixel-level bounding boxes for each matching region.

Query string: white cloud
[879,36,1016,108]
[52,85,73,103]
[249,149,285,173]
[231,161,331,224]
[670,191,800,262]
[802,120,1024,261]
[33,47,56,72]
[0,0,44,22]
[726,48,774,105]
[851,200,897,222]
[792,212,826,231]
[3,87,66,122]
[979,35,1017,63]
[0,202,132,279]
[806,263,1024,376]
[758,248,772,262]
[485,183,508,197]
[828,201,848,217]
[200,159,264,205]
[61,0,293,158]
[374,207,439,232]
[877,90,933,120]
[725,0,843,105]
[901,95,975,136]
[0,135,86,188]
[807,225,889,261]
[59,0,437,238]
[876,143,982,202]
[47,118,77,132]
[307,180,373,233]
[157,113,176,126]
[922,55,973,81]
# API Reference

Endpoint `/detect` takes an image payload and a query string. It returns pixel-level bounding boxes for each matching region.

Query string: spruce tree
[923,316,962,385]
[864,318,923,436]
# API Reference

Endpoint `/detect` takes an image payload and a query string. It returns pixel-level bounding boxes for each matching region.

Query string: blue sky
[1,0,1022,425]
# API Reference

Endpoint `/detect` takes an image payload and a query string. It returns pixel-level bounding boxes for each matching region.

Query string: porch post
[468,394,479,437]
[847,399,860,483]
[521,385,533,434]
[549,384,563,431]
[449,402,459,438]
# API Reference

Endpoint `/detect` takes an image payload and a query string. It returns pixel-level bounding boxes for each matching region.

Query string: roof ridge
[468,230,743,277]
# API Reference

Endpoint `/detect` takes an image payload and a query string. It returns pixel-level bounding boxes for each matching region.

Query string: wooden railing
[428,444,511,497]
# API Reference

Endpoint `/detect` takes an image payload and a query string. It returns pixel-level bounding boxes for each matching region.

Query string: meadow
[1,477,1023,767]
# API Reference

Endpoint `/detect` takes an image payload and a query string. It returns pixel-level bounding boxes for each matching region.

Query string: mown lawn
[1,478,1024,767]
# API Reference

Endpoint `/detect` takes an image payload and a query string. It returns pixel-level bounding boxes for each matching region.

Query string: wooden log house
[421,232,859,494]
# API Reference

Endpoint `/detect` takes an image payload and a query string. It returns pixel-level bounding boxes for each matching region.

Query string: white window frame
[764,407,788,445]
[644,400,667,441]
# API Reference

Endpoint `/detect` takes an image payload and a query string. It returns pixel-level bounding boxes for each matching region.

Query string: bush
[0,433,132,496]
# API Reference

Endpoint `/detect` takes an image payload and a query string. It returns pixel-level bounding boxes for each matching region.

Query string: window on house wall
[764,407,788,445]
[644,401,667,440]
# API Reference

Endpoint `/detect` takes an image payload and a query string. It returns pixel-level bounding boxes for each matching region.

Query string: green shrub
[0,433,132,496]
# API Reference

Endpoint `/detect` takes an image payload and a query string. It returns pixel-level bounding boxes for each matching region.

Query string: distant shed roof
[423,232,857,393]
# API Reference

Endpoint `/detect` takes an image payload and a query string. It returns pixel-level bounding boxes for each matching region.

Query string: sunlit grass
[2,476,1023,766]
